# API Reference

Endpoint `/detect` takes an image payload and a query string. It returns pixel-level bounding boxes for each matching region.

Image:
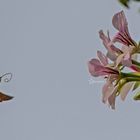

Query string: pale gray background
[0,0,140,140]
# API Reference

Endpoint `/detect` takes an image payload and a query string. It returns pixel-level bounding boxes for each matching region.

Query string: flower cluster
[88,11,140,109]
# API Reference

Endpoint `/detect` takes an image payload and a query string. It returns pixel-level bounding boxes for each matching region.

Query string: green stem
[117,77,140,93]
[121,72,140,78]
[132,59,140,67]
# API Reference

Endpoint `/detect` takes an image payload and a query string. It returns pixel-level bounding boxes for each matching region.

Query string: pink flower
[88,11,140,109]
[99,11,139,68]
[88,51,120,109]
[88,52,135,109]
[102,75,134,109]
[99,11,138,68]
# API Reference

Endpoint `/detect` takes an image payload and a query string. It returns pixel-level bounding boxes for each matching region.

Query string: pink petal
[102,82,114,103]
[88,59,118,77]
[123,51,130,60]
[108,86,118,109]
[88,59,106,77]
[112,11,135,46]
[122,52,132,67]
[108,92,116,109]
[115,54,124,67]
[112,11,128,33]
[99,30,121,61]
[106,51,117,61]
[97,51,108,66]
[99,30,111,50]
[121,45,134,67]
[89,58,101,65]
[120,82,134,101]
[111,44,122,53]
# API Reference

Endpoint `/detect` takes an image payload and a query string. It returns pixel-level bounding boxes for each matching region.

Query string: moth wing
[0,92,13,102]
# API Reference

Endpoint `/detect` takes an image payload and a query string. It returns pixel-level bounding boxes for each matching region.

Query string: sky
[0,0,140,140]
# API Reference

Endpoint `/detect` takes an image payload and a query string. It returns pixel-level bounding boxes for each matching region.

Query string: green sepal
[118,0,130,8]
[132,82,140,91]
[133,90,140,100]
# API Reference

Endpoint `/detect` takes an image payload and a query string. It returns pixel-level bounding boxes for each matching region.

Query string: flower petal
[99,30,111,50]
[88,59,118,77]
[115,54,124,67]
[99,30,121,61]
[108,92,116,109]
[120,82,134,101]
[108,86,118,109]
[106,51,117,61]
[121,45,135,67]
[112,11,128,33]
[112,11,135,46]
[97,51,108,66]
[88,59,106,77]
[122,52,132,67]
[102,82,114,103]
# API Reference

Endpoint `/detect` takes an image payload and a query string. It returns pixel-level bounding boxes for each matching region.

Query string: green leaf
[133,90,140,100]
[132,82,140,91]
[118,0,130,8]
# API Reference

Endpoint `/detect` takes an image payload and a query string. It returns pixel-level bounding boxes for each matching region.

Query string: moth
[0,91,13,102]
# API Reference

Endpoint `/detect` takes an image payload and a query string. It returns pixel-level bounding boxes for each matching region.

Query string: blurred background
[0,0,140,139]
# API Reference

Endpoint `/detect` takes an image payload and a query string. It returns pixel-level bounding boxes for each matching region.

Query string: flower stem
[132,59,140,67]
[121,72,140,78]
